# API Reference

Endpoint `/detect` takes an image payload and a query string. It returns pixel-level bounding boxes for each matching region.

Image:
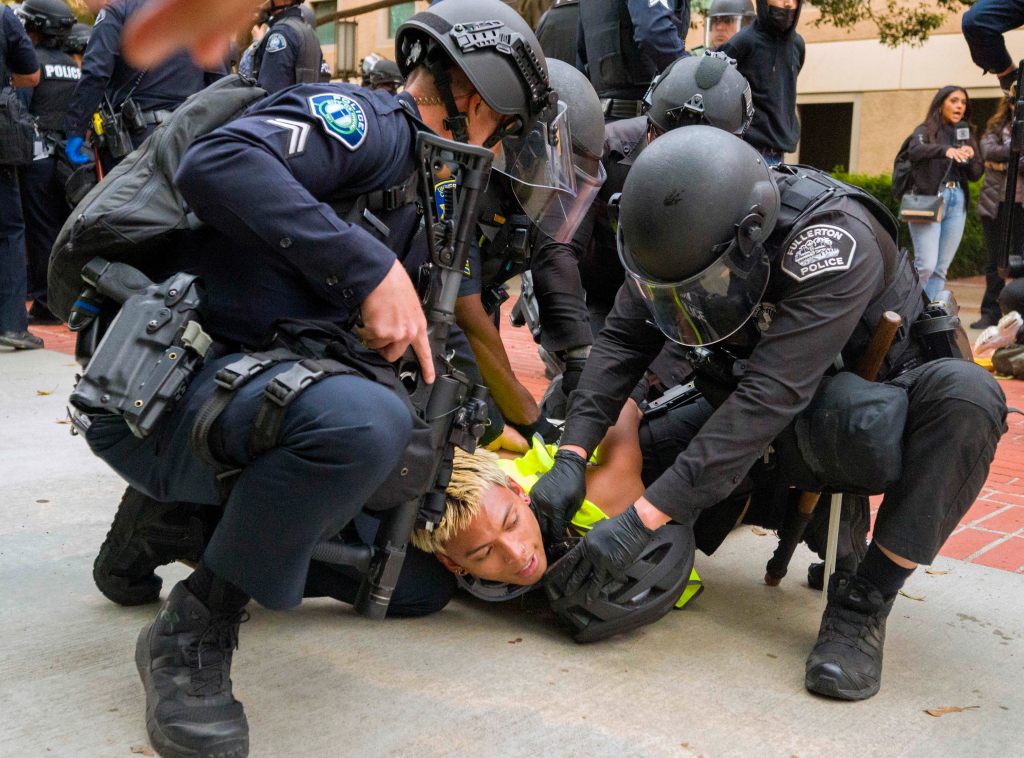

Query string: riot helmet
[63,22,91,55]
[15,0,76,43]
[644,51,753,138]
[616,126,780,346]
[360,53,404,92]
[396,0,583,242]
[545,523,696,643]
[532,59,606,242]
[298,3,316,28]
[704,0,755,49]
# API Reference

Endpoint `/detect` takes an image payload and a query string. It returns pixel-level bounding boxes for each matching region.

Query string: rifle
[316,133,495,619]
[1000,61,1024,276]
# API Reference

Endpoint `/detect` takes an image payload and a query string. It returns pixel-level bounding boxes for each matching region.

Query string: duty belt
[142,109,175,126]
[600,98,645,119]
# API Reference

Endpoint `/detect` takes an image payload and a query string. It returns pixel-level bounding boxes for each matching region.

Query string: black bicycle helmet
[545,523,696,643]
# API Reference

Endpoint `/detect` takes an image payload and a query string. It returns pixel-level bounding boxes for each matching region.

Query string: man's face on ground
[440,480,547,586]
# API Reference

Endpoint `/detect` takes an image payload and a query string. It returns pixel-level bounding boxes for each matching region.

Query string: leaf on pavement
[129,745,155,756]
[36,389,53,396]
[924,706,979,717]
[751,527,768,536]
[899,589,925,601]
[925,569,948,575]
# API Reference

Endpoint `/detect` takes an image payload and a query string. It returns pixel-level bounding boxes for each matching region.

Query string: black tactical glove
[544,505,655,604]
[559,346,591,397]
[511,415,561,445]
[529,448,587,543]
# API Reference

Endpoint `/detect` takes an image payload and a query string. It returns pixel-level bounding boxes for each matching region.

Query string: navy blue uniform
[253,6,324,94]
[20,45,80,311]
[0,5,39,335]
[63,0,225,168]
[82,85,447,611]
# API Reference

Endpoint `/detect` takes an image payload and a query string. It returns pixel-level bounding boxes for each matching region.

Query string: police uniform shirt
[561,192,893,524]
[64,0,226,137]
[1,5,39,82]
[24,46,79,134]
[173,84,422,346]
[255,6,324,94]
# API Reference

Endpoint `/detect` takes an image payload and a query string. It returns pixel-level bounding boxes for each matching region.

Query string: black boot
[136,582,249,758]
[805,574,895,701]
[94,486,210,605]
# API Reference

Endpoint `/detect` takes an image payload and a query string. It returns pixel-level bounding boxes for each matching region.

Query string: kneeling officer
[536,126,1007,701]
[72,1,571,755]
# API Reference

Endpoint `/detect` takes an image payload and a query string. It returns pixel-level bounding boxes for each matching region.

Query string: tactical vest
[769,165,926,380]
[253,14,323,86]
[31,46,80,134]
[578,0,684,100]
[537,0,580,66]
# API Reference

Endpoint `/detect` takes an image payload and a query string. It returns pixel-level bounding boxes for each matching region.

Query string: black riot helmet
[360,53,405,91]
[644,52,753,137]
[15,0,76,43]
[298,3,316,27]
[63,22,91,55]
[396,0,584,243]
[705,0,755,49]
[616,126,780,347]
[545,523,696,643]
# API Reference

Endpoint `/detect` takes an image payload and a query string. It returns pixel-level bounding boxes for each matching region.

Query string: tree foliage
[811,0,973,48]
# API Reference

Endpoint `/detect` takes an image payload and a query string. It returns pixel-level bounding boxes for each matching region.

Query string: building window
[797,102,853,173]
[313,0,335,47]
[388,2,415,39]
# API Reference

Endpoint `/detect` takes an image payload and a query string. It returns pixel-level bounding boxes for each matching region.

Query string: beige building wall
[315,0,427,79]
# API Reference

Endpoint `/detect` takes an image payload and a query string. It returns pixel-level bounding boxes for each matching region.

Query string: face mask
[766,6,796,32]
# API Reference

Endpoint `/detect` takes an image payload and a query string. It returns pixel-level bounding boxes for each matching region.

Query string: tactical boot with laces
[136,582,249,758]
[94,486,210,606]
[805,573,895,701]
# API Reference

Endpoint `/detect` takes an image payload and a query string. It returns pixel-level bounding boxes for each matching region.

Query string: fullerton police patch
[434,177,456,220]
[780,224,857,283]
[308,93,368,151]
[265,33,287,53]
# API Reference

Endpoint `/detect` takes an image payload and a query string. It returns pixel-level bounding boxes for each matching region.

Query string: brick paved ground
[24,280,1024,573]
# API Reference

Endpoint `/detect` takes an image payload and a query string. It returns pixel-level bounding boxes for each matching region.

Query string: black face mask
[766,6,796,33]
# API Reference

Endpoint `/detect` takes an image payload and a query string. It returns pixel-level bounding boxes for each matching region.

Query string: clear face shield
[617,214,771,347]
[494,101,594,243]
[705,14,750,49]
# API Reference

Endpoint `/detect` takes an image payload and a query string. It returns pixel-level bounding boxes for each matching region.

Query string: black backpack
[891,134,914,199]
[48,75,269,322]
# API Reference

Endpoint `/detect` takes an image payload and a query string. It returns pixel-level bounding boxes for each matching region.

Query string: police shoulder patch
[307,93,368,151]
[780,224,857,283]
[265,33,287,53]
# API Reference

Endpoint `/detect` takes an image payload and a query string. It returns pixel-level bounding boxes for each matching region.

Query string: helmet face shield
[619,223,770,346]
[495,101,588,243]
[705,14,750,49]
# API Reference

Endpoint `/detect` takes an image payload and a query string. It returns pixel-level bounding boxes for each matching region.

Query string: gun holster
[98,103,134,159]
[69,259,212,438]
[910,290,971,362]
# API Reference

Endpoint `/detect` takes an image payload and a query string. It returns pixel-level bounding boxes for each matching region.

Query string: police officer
[692,0,755,55]
[0,1,40,350]
[577,0,690,121]
[63,0,227,173]
[360,53,404,94]
[536,0,579,65]
[251,0,323,93]
[536,126,1007,701]
[15,0,78,326]
[76,1,569,755]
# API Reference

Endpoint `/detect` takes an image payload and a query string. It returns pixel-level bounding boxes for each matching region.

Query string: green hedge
[831,170,986,279]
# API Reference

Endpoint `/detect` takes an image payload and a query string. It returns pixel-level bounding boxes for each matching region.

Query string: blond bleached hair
[410,446,512,554]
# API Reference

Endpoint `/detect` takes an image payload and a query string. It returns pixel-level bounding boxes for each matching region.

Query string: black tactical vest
[31,46,80,134]
[254,12,323,86]
[537,0,580,66]
[577,0,685,100]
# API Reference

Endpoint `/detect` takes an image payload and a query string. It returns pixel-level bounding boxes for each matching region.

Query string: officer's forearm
[634,496,672,531]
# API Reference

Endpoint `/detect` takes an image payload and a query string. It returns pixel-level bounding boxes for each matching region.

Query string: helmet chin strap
[426,57,470,144]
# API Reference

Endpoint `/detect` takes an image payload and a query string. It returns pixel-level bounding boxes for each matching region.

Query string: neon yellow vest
[497,439,703,608]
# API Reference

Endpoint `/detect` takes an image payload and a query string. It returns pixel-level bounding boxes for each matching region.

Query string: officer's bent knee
[917,359,1007,429]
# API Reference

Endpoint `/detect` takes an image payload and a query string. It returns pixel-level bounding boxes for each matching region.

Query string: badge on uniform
[434,177,456,221]
[781,224,857,283]
[307,93,368,151]
[265,33,287,53]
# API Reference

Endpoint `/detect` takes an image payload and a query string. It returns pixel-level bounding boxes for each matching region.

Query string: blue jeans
[0,166,28,333]
[908,185,966,300]
[962,0,1024,74]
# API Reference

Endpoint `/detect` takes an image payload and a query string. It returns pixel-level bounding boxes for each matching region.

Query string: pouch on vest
[48,75,269,323]
[0,86,35,166]
[69,259,212,439]
[773,372,908,495]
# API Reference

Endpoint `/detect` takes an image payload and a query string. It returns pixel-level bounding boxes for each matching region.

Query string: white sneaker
[974,311,1023,358]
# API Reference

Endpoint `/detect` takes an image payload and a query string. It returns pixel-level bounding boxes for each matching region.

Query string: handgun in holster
[98,100,134,159]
